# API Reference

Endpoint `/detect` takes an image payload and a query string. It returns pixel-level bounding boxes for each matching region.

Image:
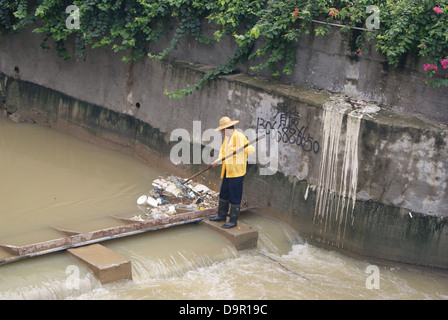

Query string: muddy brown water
[0,117,447,300]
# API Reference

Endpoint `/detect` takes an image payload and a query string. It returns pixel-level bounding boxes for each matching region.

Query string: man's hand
[211,160,220,168]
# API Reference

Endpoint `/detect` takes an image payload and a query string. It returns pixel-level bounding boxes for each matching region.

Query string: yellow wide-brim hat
[215,116,239,131]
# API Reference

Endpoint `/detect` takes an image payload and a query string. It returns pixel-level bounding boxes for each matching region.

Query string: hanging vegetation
[1,0,447,97]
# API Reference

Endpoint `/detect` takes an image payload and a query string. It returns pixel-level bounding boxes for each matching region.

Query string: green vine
[0,0,447,96]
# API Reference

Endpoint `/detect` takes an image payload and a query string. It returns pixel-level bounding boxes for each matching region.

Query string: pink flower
[420,44,426,48]
[358,49,363,56]
[292,8,299,19]
[423,64,438,72]
[329,9,339,17]
[441,59,448,69]
[433,6,443,14]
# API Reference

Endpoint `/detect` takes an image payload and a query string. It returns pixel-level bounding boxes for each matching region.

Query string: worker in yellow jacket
[210,116,255,228]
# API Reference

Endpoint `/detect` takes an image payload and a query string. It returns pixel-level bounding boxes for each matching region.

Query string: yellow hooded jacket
[218,130,255,179]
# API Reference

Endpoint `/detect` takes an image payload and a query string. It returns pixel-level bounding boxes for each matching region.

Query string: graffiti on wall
[256,103,320,154]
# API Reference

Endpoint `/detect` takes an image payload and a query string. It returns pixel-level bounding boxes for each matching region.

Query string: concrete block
[67,244,132,284]
[201,219,258,250]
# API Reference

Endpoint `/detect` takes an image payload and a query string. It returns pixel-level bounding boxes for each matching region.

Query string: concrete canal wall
[1,28,447,270]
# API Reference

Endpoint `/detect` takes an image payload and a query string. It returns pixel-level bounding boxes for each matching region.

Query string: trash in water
[136,195,147,205]
[129,215,145,222]
[146,196,160,208]
[136,175,219,220]
[192,184,210,194]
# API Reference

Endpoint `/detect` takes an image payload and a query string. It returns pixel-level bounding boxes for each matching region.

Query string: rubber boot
[209,198,229,222]
[222,203,240,229]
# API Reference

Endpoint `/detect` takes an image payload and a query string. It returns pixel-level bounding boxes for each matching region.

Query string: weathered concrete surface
[244,169,448,270]
[201,220,258,251]
[67,244,132,284]
[151,25,448,124]
[1,26,446,124]
[0,28,447,271]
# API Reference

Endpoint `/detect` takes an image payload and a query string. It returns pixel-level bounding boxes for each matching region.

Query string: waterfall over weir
[313,99,365,247]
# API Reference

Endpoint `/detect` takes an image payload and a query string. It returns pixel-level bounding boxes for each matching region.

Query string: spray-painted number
[279,125,320,153]
[257,117,320,154]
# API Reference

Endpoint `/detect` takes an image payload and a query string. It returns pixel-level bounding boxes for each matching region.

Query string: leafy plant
[0,0,447,95]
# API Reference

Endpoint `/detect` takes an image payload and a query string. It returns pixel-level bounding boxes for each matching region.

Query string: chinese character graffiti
[256,104,320,154]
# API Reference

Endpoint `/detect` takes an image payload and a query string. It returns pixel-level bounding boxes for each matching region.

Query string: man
[209,116,255,228]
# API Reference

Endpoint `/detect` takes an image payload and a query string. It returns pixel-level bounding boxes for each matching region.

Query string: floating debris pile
[134,175,219,220]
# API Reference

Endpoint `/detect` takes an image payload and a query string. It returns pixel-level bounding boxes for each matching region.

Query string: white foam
[314,103,363,245]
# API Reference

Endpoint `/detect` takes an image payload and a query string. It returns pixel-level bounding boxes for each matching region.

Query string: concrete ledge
[201,219,258,250]
[67,244,132,284]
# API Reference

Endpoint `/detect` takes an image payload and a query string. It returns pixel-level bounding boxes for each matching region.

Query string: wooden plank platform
[0,206,257,266]
[0,207,218,266]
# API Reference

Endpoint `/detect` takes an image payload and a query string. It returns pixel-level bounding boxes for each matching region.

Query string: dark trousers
[219,174,244,205]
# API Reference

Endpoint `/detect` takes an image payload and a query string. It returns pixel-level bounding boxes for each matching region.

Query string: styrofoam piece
[146,197,159,207]
[137,195,147,205]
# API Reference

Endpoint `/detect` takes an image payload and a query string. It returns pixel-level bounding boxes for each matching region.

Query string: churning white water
[0,117,447,300]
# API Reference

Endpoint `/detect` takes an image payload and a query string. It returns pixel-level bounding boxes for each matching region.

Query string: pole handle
[184,134,265,183]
